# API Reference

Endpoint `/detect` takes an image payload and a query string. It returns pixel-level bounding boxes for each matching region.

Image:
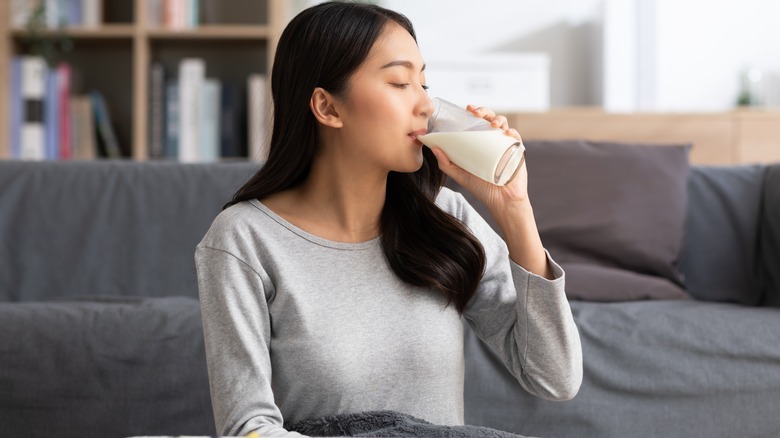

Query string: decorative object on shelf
[19,3,74,68]
[737,67,764,107]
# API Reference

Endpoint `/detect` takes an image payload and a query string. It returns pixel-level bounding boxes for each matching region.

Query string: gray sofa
[1,139,779,438]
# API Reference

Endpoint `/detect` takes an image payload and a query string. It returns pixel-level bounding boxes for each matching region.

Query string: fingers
[429,147,473,185]
[467,104,509,130]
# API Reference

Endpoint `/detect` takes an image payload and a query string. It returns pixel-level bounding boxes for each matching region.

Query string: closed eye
[391,83,430,91]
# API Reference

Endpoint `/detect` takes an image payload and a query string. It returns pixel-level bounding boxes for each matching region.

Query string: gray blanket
[285,410,533,438]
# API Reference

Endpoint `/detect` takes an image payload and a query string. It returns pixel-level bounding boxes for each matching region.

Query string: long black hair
[227,1,486,314]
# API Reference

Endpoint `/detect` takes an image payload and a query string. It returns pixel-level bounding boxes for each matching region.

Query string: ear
[310,87,344,128]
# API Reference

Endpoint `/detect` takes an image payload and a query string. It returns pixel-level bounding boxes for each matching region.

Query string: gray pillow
[0,296,215,438]
[562,263,690,302]
[678,165,765,305]
[524,140,691,301]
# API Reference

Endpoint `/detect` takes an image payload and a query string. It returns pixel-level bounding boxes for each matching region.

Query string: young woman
[195,2,582,436]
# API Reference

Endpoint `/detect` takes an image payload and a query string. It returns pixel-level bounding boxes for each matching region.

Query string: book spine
[57,63,72,159]
[147,0,163,28]
[44,68,59,159]
[20,57,47,160]
[148,62,166,158]
[69,0,83,27]
[219,82,242,158]
[90,90,122,158]
[165,81,180,159]
[178,58,205,162]
[70,95,97,159]
[247,74,268,162]
[45,0,61,28]
[82,0,101,27]
[10,58,23,159]
[189,0,200,28]
[200,79,220,162]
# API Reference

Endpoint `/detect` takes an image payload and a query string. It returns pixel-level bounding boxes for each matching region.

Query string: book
[165,81,180,159]
[57,63,72,160]
[247,74,268,162]
[69,95,97,159]
[148,62,167,159]
[147,0,164,28]
[9,58,23,159]
[200,78,221,162]
[44,67,59,159]
[20,56,47,160]
[82,0,102,27]
[90,90,122,159]
[220,82,244,158]
[178,58,205,162]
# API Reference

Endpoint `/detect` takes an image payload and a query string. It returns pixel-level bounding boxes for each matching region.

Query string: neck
[296,150,387,243]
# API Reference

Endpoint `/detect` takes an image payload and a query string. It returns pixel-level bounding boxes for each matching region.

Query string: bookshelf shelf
[146,25,271,40]
[10,25,137,39]
[1,0,288,161]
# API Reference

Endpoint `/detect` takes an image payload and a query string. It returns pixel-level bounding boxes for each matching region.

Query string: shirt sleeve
[195,245,305,437]
[451,192,584,401]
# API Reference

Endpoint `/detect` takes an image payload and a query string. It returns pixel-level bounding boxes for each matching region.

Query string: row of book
[9,0,202,30]
[8,57,121,160]
[10,0,103,29]
[147,0,202,29]
[149,58,268,162]
[6,55,269,162]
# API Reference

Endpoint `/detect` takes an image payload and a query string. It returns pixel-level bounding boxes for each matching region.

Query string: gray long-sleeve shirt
[195,187,582,437]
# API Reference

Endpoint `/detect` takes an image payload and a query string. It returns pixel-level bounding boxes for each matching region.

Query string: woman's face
[334,22,435,174]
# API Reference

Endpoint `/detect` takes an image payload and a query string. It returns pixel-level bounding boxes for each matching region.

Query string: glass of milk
[418,97,525,186]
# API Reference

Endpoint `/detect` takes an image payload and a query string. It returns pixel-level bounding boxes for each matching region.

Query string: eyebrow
[380,60,426,71]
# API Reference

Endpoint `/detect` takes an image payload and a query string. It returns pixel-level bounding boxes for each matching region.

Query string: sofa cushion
[759,163,780,307]
[678,165,765,305]
[562,263,690,302]
[524,140,691,301]
[0,296,215,438]
[0,160,259,302]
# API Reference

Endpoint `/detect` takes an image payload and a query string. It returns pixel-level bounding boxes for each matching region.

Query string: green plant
[21,2,74,67]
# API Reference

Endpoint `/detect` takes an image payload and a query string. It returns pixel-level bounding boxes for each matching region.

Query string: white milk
[418,129,525,185]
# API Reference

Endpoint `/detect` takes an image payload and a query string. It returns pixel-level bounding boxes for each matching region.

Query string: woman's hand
[428,104,529,212]
[429,104,552,278]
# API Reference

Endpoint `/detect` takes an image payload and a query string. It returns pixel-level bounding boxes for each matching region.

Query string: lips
[408,129,428,141]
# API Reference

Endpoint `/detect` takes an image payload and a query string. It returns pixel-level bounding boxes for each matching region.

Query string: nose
[418,93,435,119]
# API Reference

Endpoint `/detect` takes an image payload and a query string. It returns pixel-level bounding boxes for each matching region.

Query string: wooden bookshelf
[1,0,288,160]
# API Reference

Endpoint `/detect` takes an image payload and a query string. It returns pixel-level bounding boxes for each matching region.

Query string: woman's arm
[430,105,583,400]
[428,105,550,278]
[196,245,304,437]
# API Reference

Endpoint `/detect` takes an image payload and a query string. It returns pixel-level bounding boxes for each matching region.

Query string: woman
[195,2,582,436]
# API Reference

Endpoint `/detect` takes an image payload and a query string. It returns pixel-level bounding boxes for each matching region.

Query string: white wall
[653,0,780,111]
[290,0,780,111]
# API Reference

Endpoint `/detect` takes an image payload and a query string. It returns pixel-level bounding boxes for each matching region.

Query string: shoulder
[198,200,269,250]
[434,186,469,218]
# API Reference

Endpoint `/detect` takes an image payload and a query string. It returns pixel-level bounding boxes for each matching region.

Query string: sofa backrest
[0,160,260,302]
[0,159,769,304]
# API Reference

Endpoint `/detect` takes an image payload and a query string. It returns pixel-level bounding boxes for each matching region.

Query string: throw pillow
[524,140,691,301]
[678,165,765,305]
[562,263,690,302]
[759,163,780,307]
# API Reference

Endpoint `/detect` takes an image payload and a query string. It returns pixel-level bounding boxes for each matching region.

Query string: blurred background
[295,0,780,112]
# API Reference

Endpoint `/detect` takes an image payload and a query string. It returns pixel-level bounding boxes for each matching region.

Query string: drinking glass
[418,98,525,186]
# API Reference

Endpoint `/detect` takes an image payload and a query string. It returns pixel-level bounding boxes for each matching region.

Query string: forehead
[363,22,424,70]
